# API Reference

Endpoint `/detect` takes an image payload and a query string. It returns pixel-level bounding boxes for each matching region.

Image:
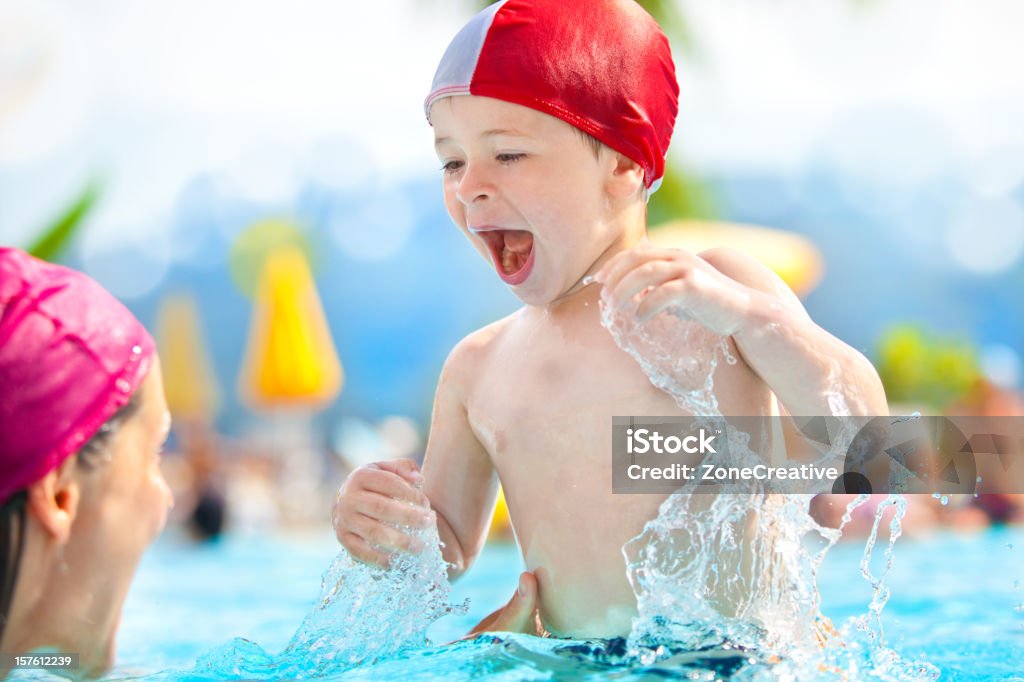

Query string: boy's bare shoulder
[440,309,522,387]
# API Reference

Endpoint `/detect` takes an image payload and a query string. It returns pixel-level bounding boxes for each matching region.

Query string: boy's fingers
[340,531,393,569]
[350,513,426,554]
[372,459,426,487]
[594,247,642,287]
[609,259,684,309]
[634,279,688,323]
[598,247,674,292]
[360,467,430,507]
[358,491,435,528]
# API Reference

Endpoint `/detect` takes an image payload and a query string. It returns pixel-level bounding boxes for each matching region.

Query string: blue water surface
[94,526,1024,680]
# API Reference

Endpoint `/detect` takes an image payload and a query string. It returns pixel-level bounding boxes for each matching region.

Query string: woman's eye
[496,153,525,164]
[440,160,464,175]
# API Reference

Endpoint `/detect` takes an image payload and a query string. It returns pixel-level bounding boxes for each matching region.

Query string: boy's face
[432,95,621,305]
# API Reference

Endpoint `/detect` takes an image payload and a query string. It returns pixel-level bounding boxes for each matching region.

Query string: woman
[0,247,173,678]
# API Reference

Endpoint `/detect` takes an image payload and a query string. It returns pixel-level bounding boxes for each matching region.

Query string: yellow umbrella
[488,485,513,542]
[649,219,825,297]
[155,293,220,422]
[239,244,343,410]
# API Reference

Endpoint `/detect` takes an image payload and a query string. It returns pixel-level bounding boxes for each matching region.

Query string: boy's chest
[465,314,770,467]
[466,323,684,463]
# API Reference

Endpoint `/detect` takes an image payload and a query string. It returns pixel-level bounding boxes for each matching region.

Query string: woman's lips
[475,228,535,285]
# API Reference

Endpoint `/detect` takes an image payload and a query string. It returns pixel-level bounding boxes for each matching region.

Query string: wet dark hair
[76,391,144,470]
[0,490,26,649]
[573,129,648,201]
[575,128,604,158]
[0,391,142,645]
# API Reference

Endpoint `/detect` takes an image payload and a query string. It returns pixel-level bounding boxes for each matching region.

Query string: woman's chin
[80,616,120,677]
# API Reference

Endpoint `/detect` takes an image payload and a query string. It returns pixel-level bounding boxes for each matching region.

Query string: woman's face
[64,358,174,672]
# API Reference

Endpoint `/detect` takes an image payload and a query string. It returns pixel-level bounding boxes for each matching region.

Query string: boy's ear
[26,459,81,545]
[605,152,646,200]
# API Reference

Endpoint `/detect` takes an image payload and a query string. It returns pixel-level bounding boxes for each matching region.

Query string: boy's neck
[543,219,649,316]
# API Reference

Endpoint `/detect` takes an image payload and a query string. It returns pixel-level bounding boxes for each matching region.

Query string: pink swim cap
[0,248,156,504]
[424,0,679,191]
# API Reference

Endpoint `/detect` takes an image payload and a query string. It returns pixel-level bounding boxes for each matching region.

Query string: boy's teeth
[504,230,533,254]
[502,249,518,272]
[491,229,533,275]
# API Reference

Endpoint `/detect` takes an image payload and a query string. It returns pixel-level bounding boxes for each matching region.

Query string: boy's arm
[421,338,501,579]
[596,244,887,417]
[703,247,887,416]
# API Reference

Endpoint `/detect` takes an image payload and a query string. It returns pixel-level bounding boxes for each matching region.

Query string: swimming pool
[31,524,1024,680]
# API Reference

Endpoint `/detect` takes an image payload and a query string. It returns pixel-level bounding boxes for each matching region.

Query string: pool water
[56,524,1021,680]
[75,520,1019,675]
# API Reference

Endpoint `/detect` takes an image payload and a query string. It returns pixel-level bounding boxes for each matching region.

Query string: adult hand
[464,571,543,638]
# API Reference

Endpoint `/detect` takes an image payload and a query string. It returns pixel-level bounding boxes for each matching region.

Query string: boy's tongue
[500,230,534,274]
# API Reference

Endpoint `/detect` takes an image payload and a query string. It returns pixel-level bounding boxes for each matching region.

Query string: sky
[3,0,1024,251]
[0,0,1022,419]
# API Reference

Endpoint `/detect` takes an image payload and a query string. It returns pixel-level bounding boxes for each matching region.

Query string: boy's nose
[455,164,493,206]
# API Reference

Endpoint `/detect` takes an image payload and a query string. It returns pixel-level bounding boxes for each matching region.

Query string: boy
[333,0,886,637]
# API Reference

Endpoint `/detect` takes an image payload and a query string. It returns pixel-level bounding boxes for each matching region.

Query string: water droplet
[131,344,143,356]
[1013,579,1020,590]
[939,495,949,506]
[115,378,131,393]
[720,339,738,365]
[1006,543,1015,550]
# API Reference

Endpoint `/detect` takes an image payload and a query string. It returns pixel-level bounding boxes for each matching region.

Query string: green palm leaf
[27,180,102,262]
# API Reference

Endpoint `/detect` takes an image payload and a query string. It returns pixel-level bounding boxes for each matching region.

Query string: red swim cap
[0,248,156,504]
[425,0,679,191]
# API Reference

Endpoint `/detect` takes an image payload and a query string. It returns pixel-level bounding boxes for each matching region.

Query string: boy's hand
[594,244,757,336]
[332,459,436,568]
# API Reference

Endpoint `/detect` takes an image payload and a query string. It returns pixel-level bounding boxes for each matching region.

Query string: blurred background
[2,0,1023,539]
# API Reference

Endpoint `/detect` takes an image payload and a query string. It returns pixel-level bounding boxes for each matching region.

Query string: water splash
[598,292,730,415]
[193,526,466,679]
[597,293,938,679]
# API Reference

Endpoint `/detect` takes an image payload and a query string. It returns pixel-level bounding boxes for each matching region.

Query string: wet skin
[333,95,886,637]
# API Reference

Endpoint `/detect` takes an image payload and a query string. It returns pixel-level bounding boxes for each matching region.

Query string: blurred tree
[876,325,983,411]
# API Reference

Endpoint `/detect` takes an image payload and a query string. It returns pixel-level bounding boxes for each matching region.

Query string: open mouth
[476,229,535,285]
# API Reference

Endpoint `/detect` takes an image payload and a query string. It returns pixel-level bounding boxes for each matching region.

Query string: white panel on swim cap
[424,0,508,121]
[647,176,662,198]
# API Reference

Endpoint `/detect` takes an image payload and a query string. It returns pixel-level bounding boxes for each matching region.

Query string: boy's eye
[496,153,525,164]
[441,160,464,175]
